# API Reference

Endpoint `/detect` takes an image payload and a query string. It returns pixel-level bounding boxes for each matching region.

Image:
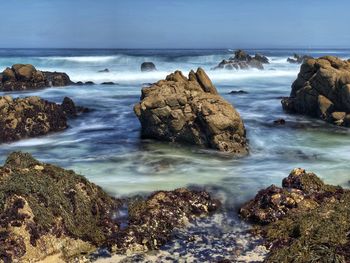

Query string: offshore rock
[0,64,74,91]
[282,56,350,126]
[213,50,269,70]
[141,62,157,72]
[287,53,313,64]
[0,95,85,143]
[134,68,248,155]
[240,168,350,262]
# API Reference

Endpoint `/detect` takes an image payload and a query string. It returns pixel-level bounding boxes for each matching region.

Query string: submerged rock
[0,64,74,91]
[229,90,248,95]
[287,53,313,64]
[98,68,110,73]
[141,62,157,72]
[0,152,220,262]
[282,56,350,126]
[0,95,85,143]
[134,68,248,155]
[240,168,350,262]
[213,50,269,71]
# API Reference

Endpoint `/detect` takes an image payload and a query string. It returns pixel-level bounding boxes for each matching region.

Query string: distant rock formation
[0,95,86,143]
[134,68,248,155]
[282,56,350,126]
[213,50,269,70]
[141,62,157,72]
[0,64,74,91]
[98,68,110,73]
[287,53,313,64]
[0,152,219,262]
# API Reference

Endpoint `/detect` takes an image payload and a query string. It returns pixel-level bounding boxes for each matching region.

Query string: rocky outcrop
[0,152,121,262]
[282,56,350,126]
[287,53,313,64]
[0,95,85,143]
[134,68,248,155]
[0,152,220,262]
[240,168,350,262]
[213,50,269,70]
[0,64,74,91]
[141,62,157,72]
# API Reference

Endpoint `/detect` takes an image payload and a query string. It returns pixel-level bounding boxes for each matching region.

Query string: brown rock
[134,68,248,155]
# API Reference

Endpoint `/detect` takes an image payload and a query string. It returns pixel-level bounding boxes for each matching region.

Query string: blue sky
[1,0,350,48]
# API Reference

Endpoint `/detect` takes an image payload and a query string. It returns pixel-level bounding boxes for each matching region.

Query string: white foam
[43,56,117,63]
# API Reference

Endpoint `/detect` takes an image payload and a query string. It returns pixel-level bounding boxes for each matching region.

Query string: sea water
[0,49,349,261]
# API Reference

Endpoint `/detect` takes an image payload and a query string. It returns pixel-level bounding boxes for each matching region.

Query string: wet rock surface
[134,68,248,155]
[240,168,350,262]
[0,64,74,91]
[0,152,220,262]
[0,95,86,143]
[287,53,313,64]
[141,62,157,72]
[282,56,350,127]
[213,50,269,70]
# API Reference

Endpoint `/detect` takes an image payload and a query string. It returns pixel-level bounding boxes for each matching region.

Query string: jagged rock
[134,68,248,155]
[0,152,220,262]
[287,53,313,64]
[282,56,350,126]
[213,50,269,71]
[273,118,286,125]
[0,96,86,143]
[0,64,74,91]
[240,168,350,262]
[141,62,157,72]
[229,90,248,95]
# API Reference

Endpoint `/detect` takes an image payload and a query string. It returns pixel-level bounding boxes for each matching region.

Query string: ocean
[1,48,350,261]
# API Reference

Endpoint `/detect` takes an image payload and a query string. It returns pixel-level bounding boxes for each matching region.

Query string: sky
[1,0,350,49]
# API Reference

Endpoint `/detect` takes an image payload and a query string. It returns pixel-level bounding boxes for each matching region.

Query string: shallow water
[1,49,350,261]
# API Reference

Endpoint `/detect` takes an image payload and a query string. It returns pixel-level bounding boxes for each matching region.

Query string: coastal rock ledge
[0,64,73,91]
[134,68,248,155]
[0,152,219,262]
[282,56,350,126]
[240,168,350,262]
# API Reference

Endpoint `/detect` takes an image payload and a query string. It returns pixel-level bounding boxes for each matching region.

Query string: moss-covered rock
[0,152,121,262]
[240,168,350,263]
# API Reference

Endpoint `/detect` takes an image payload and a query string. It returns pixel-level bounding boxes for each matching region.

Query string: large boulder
[0,152,219,262]
[213,50,269,70]
[282,56,350,126]
[240,168,350,262]
[0,95,84,143]
[134,68,248,155]
[0,64,74,91]
[141,62,157,72]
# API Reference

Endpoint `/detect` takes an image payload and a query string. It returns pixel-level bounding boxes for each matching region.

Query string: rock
[282,56,350,126]
[0,96,84,143]
[101,81,117,85]
[115,188,220,253]
[134,68,248,155]
[141,62,157,72]
[287,54,313,64]
[213,50,268,71]
[0,64,74,91]
[0,152,220,262]
[85,81,95,85]
[273,118,286,125]
[240,168,350,262]
[0,152,121,262]
[98,68,110,73]
[229,90,248,95]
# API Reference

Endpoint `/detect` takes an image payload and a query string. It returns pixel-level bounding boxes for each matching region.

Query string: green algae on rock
[240,168,350,263]
[0,152,121,262]
[0,152,220,262]
[0,95,85,143]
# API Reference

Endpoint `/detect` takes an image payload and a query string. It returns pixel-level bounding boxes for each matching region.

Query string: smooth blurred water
[1,48,350,261]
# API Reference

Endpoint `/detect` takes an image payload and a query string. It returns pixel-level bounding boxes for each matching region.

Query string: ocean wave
[43,56,117,63]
